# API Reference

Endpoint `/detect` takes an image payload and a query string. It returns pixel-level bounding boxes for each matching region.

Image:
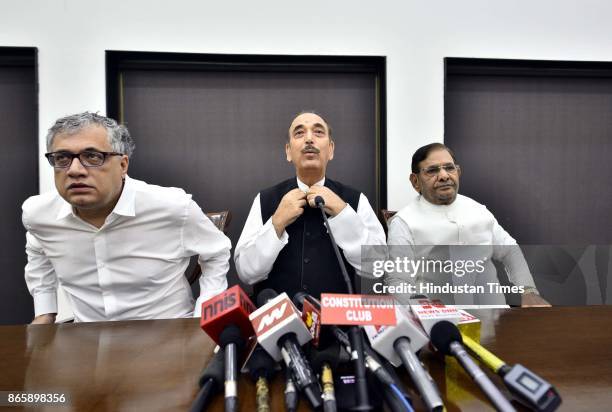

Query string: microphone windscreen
[199,349,225,387]
[257,289,278,308]
[247,345,277,381]
[430,320,462,356]
[307,342,343,370]
[219,324,245,348]
[292,292,307,311]
[410,294,428,299]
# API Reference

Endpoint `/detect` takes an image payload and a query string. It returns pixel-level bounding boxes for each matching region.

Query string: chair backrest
[205,210,232,233]
[186,210,232,285]
[379,209,397,236]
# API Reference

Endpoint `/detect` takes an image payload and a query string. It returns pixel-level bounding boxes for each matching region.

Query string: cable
[390,383,414,412]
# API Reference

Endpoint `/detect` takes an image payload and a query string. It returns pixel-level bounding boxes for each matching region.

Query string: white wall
[2,0,612,208]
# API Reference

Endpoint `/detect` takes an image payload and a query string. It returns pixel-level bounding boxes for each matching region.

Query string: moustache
[302,145,320,154]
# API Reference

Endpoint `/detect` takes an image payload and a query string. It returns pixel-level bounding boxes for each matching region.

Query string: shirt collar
[111,176,136,217]
[56,199,74,220]
[55,175,136,220]
[296,176,325,192]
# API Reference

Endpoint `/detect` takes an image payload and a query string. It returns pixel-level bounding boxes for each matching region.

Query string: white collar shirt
[22,176,231,322]
[234,176,387,285]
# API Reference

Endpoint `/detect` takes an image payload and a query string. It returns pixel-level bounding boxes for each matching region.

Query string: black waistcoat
[256,177,361,300]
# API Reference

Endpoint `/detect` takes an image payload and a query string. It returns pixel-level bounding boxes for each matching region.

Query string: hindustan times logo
[372,257,487,278]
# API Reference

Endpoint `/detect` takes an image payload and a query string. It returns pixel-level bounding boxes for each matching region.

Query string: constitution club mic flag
[320,293,397,326]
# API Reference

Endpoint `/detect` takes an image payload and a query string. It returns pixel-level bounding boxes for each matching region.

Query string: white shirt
[22,176,231,322]
[386,194,537,299]
[234,177,386,284]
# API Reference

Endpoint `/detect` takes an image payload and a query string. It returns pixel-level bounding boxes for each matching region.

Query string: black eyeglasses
[419,163,460,178]
[45,150,123,168]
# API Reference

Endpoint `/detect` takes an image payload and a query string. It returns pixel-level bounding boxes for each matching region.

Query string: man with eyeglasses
[385,143,550,307]
[22,112,231,324]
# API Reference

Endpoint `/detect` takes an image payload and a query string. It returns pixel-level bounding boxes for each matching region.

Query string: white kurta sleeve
[234,194,288,285]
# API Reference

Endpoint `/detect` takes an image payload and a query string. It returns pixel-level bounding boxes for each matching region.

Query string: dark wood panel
[0,48,38,325]
[445,60,612,245]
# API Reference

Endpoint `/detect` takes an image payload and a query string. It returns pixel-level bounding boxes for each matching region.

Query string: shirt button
[305,231,311,237]
[304,258,310,264]
[303,284,309,291]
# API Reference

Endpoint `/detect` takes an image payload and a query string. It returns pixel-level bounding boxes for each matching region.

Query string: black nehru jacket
[256,177,361,300]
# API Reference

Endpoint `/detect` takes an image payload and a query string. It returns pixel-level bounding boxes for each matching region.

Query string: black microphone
[251,289,322,409]
[190,349,224,412]
[314,195,372,411]
[246,345,277,412]
[430,321,516,412]
[307,343,346,412]
[219,325,245,412]
[284,367,299,412]
[293,292,408,411]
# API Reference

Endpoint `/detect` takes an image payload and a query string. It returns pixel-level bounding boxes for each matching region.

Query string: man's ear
[409,173,421,193]
[328,139,335,161]
[285,142,292,163]
[121,155,129,178]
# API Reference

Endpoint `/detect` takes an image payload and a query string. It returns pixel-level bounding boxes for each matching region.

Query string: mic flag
[320,293,396,326]
[249,292,312,361]
[200,285,256,345]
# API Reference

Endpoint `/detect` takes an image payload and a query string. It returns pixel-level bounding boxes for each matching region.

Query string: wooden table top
[1,306,611,411]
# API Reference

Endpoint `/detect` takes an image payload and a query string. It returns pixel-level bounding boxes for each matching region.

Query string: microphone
[314,195,325,207]
[250,289,322,409]
[219,325,245,412]
[200,285,256,344]
[306,343,345,412]
[245,345,277,412]
[348,327,414,412]
[200,286,256,412]
[313,195,372,411]
[460,334,562,412]
[189,349,225,412]
[308,312,411,412]
[430,321,516,412]
[364,305,444,412]
[284,368,299,412]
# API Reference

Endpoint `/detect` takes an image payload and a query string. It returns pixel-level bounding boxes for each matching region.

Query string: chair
[379,209,397,236]
[185,211,232,285]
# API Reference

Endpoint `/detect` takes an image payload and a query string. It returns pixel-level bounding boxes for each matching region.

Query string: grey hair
[46,112,135,157]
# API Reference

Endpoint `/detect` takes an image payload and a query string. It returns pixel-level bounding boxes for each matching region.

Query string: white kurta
[386,194,537,305]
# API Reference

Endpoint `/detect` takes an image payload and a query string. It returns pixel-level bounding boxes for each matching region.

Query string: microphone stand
[315,196,372,411]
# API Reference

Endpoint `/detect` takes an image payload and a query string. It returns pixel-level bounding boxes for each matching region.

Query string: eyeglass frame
[418,163,461,178]
[44,150,124,169]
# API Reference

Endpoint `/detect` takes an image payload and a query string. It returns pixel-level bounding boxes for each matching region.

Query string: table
[1,306,611,411]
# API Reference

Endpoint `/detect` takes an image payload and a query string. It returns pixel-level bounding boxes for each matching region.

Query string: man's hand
[272,189,307,238]
[521,293,551,307]
[31,313,57,324]
[306,186,347,216]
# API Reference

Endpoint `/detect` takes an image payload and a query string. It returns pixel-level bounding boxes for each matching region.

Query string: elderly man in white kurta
[385,143,550,307]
